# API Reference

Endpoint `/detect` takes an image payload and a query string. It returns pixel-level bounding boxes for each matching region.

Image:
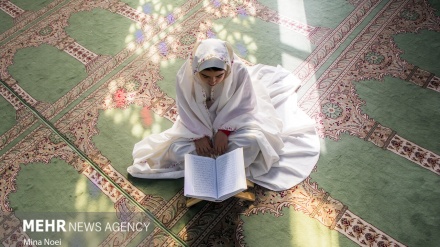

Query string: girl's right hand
[194,136,213,157]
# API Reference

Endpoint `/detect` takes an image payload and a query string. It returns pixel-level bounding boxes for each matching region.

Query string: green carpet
[1,0,439,246]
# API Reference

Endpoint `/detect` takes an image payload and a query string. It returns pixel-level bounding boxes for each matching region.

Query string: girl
[128,39,320,191]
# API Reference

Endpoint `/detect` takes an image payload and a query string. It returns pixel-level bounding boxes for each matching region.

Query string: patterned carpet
[1,0,439,246]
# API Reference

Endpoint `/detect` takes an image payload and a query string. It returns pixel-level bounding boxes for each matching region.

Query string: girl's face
[199,69,226,86]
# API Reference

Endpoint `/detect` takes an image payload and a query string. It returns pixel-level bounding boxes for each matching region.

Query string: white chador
[127,39,320,191]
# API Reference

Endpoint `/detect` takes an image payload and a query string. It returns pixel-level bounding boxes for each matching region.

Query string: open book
[184,148,247,202]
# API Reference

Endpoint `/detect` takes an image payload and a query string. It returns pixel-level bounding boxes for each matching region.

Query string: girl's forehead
[199,70,225,77]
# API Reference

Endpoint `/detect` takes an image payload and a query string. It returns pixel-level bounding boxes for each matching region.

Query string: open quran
[184,148,247,202]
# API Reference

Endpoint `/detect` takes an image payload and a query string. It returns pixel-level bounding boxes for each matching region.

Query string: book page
[184,154,217,198]
[215,148,247,198]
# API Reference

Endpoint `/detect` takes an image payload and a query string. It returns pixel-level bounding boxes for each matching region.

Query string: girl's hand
[214,131,228,156]
[194,136,213,157]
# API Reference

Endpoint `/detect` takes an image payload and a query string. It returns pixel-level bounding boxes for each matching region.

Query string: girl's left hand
[213,131,228,156]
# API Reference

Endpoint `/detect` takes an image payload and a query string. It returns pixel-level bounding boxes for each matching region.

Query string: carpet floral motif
[300,0,440,172]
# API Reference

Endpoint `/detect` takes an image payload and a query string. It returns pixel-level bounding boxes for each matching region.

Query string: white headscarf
[176,39,264,138]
